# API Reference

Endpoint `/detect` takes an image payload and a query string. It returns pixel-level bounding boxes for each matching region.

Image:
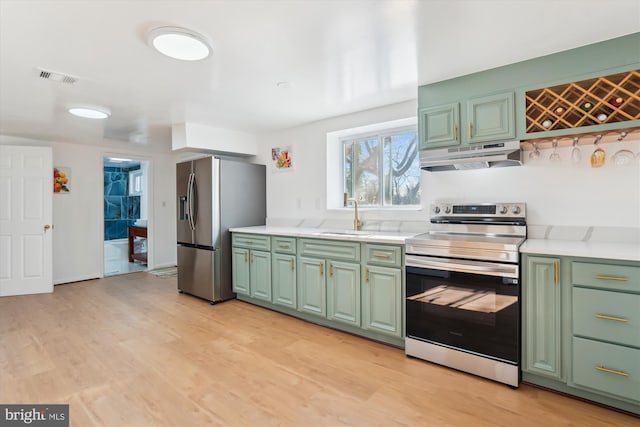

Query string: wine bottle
[608,97,624,107]
[580,101,593,112]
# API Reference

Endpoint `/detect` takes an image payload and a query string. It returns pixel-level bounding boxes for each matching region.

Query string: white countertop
[229,225,417,245]
[520,239,640,262]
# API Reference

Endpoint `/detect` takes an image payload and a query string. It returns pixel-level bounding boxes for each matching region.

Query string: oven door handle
[406,255,519,278]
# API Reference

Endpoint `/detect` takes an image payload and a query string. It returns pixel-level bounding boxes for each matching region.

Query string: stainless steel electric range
[404,202,526,387]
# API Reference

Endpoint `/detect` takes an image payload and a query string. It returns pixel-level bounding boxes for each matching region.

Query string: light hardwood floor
[1,272,637,426]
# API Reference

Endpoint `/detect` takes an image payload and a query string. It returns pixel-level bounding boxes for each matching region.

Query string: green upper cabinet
[467,92,515,144]
[522,255,563,380]
[419,92,515,150]
[419,103,460,149]
[418,33,640,144]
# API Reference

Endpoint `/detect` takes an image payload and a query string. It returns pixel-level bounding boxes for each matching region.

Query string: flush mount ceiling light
[148,26,212,61]
[67,106,111,119]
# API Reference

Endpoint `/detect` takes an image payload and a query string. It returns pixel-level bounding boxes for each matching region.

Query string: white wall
[1,135,178,284]
[256,101,640,229]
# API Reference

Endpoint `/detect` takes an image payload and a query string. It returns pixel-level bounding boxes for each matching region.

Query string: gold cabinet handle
[365,268,369,283]
[596,366,629,377]
[595,314,628,323]
[468,122,472,139]
[243,252,247,263]
[453,125,457,141]
[372,253,391,259]
[250,252,253,264]
[595,275,628,282]
[555,261,559,285]
[329,263,334,277]
[319,262,323,276]
[290,259,294,271]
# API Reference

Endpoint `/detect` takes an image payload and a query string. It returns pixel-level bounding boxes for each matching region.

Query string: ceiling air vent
[37,68,77,84]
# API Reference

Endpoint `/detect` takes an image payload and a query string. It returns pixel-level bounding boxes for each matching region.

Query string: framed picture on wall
[53,166,71,193]
[271,146,293,172]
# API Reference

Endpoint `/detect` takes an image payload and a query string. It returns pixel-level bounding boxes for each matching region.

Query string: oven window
[406,266,519,363]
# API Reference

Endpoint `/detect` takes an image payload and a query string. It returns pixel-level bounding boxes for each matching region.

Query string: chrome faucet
[343,193,362,231]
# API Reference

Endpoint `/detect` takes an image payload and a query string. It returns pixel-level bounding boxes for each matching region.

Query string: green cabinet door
[272,253,297,308]
[419,102,460,149]
[523,255,562,380]
[232,247,250,296]
[249,250,271,301]
[467,91,515,144]
[297,256,326,317]
[327,261,361,327]
[362,265,402,337]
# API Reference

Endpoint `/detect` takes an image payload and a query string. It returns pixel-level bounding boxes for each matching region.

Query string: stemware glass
[549,139,561,162]
[529,142,540,160]
[612,132,633,167]
[571,137,581,163]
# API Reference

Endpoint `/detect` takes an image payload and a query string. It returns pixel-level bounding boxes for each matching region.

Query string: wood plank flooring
[1,272,637,426]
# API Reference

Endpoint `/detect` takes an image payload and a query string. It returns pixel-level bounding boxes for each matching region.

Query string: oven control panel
[431,203,526,219]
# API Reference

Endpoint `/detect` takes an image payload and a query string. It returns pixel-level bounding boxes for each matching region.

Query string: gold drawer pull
[246,240,253,245]
[290,259,294,271]
[319,263,323,276]
[595,275,628,282]
[595,314,628,323]
[243,252,247,263]
[453,126,457,141]
[279,244,289,248]
[555,262,559,285]
[373,253,391,259]
[596,366,629,377]
[250,252,253,264]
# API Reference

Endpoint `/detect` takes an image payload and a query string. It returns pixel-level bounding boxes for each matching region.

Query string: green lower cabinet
[232,247,250,296]
[249,250,271,301]
[327,261,361,327]
[523,255,562,380]
[272,253,297,308]
[297,256,326,317]
[362,265,402,337]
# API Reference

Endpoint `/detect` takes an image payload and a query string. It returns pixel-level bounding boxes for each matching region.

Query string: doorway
[103,157,149,276]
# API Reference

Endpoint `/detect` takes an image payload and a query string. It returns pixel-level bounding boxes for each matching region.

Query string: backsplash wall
[256,100,640,229]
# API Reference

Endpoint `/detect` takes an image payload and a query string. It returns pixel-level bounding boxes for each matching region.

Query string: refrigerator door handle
[187,172,196,231]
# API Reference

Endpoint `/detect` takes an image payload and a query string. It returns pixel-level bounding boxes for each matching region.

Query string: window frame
[341,124,419,209]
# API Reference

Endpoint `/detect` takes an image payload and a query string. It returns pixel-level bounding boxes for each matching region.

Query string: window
[128,169,143,196]
[342,127,420,207]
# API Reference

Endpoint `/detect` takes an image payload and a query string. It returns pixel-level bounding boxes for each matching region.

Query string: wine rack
[525,70,640,133]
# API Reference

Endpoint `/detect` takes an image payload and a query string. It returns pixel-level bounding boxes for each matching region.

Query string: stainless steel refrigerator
[176,157,265,303]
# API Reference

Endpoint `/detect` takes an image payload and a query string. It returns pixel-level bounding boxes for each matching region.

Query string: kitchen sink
[315,230,371,237]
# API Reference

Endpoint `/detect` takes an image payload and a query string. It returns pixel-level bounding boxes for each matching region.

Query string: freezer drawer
[177,245,216,302]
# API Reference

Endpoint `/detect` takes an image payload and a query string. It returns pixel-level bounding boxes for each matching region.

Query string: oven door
[405,255,520,364]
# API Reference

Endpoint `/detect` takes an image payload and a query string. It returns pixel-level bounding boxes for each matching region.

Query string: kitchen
[1,1,639,425]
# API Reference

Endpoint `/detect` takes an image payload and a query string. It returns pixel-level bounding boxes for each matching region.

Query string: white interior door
[0,145,53,296]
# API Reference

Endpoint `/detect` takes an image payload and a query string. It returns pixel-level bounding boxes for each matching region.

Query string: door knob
[44,224,51,230]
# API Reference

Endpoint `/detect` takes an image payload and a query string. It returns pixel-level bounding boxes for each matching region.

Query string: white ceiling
[1,0,638,150]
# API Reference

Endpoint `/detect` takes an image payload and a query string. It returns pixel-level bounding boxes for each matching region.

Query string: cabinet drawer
[231,233,271,251]
[363,244,402,267]
[298,239,360,262]
[272,236,296,254]
[573,288,640,347]
[572,337,640,402]
[572,262,640,293]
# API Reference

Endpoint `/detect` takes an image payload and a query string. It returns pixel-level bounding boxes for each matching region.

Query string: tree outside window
[343,127,420,207]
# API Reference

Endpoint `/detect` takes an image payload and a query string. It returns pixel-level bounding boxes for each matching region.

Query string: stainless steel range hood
[420,140,522,172]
